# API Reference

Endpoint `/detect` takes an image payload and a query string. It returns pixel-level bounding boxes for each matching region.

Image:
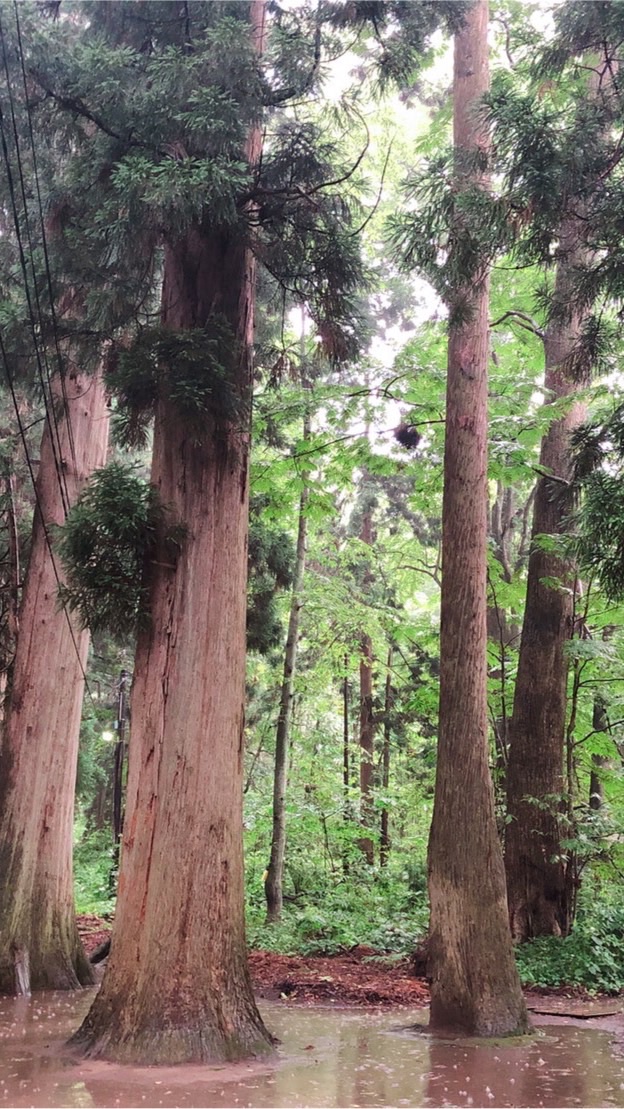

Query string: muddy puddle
[2,992,624,1107]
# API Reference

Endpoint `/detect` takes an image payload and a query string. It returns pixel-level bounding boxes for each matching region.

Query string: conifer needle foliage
[106,324,240,449]
[57,461,179,639]
[572,406,624,602]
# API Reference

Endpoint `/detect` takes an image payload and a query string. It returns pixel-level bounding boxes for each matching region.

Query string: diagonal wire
[0,328,97,709]
[0,12,96,708]
[12,0,78,474]
[0,10,71,517]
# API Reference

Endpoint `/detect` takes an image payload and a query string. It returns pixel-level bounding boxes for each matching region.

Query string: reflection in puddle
[1,991,624,1107]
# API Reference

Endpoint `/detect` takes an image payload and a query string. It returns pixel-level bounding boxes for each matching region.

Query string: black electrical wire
[0,12,96,708]
[0,11,71,518]
[12,0,78,475]
[0,331,97,711]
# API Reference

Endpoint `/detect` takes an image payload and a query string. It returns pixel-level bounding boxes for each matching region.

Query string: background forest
[2,0,624,1019]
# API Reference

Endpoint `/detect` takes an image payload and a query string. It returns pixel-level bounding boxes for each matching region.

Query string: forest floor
[76,915,623,1014]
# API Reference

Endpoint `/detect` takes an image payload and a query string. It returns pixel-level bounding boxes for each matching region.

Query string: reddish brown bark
[427,0,528,1037]
[0,369,109,994]
[505,213,593,944]
[71,2,273,1065]
[72,234,273,1065]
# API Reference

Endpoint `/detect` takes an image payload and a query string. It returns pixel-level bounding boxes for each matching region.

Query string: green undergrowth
[516,900,624,995]
[246,861,430,956]
[73,825,116,917]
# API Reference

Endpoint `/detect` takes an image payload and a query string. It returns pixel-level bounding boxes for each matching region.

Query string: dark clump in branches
[394,422,421,450]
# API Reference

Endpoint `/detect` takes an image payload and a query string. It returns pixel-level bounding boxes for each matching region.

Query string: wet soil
[248,948,430,1007]
[78,920,430,1007]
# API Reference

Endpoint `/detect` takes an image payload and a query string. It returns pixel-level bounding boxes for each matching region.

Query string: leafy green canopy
[483,3,624,339]
[389,1,624,342]
[321,1,469,88]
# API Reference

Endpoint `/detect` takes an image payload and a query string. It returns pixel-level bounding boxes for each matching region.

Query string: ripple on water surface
[1,991,624,1107]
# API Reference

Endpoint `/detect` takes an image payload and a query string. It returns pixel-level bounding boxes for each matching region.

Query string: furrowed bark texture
[427,0,528,1037]
[71,2,273,1064]
[0,370,109,994]
[265,468,308,923]
[504,229,591,943]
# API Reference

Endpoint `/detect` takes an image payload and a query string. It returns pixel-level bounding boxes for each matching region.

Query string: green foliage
[6,0,372,364]
[389,158,510,306]
[516,900,624,995]
[323,1,470,89]
[247,500,294,655]
[246,866,429,957]
[57,461,180,638]
[572,404,624,601]
[107,324,240,448]
[73,825,116,917]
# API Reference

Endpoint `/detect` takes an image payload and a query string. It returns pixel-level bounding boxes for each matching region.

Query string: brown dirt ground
[76,916,624,1013]
[77,917,427,1007]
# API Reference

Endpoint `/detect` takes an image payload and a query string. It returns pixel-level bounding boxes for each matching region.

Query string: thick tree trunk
[504,236,590,942]
[342,659,350,874]
[343,659,350,807]
[0,369,109,994]
[427,0,528,1037]
[504,60,608,942]
[71,223,273,1064]
[265,464,308,923]
[71,9,273,1058]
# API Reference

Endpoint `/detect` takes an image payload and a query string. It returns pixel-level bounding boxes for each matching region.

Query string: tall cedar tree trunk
[358,503,375,863]
[72,1,273,1064]
[426,0,529,1036]
[0,369,109,993]
[265,426,309,923]
[504,233,591,942]
[380,645,393,866]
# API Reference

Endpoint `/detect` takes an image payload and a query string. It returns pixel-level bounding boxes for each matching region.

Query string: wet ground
[3,991,624,1108]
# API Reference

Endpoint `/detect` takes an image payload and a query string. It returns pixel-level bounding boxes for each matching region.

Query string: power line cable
[0,107,71,518]
[0,331,97,711]
[0,11,71,517]
[12,0,78,475]
[0,16,96,707]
